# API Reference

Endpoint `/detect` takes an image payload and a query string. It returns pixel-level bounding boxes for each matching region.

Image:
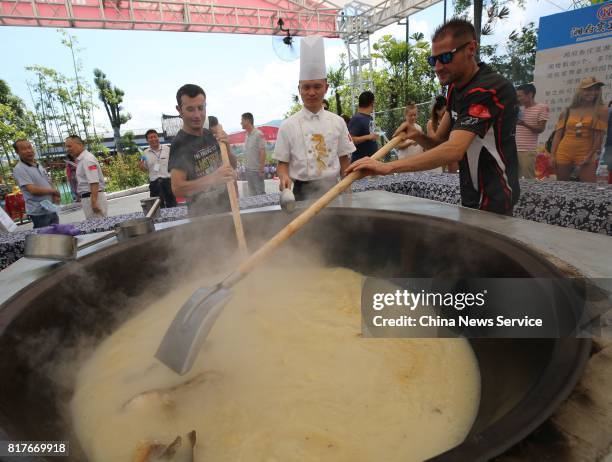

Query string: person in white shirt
[273,35,356,201]
[65,135,108,219]
[139,129,177,208]
[396,102,442,173]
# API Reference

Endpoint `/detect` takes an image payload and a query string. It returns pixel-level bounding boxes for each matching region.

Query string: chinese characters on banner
[534,2,612,140]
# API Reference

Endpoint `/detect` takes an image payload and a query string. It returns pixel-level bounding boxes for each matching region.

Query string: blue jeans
[29,213,59,229]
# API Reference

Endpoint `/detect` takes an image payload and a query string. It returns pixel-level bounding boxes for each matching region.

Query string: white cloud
[122,97,176,132]
[369,16,432,44]
[412,18,432,38]
[89,37,351,135]
[210,59,300,132]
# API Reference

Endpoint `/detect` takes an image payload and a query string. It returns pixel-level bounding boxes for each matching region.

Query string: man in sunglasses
[347,18,519,215]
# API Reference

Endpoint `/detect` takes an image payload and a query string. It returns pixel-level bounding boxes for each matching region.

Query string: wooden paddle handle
[228,136,403,280]
[220,142,248,258]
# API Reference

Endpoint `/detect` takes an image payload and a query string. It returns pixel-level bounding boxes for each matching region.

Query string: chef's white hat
[299,36,326,81]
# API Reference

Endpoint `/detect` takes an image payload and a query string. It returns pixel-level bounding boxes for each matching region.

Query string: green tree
[368,34,439,139]
[25,65,95,152]
[0,104,19,175]
[119,131,141,155]
[93,68,131,153]
[88,135,110,157]
[58,29,92,142]
[372,35,438,110]
[373,36,408,109]
[327,63,347,116]
[284,94,302,118]
[454,0,514,48]
[0,80,40,179]
[327,83,353,117]
[487,23,538,84]
[103,153,148,192]
[409,32,425,42]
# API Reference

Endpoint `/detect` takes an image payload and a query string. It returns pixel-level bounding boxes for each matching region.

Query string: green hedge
[103,153,148,193]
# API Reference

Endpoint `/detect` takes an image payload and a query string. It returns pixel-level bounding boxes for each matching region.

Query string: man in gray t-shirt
[12,139,61,228]
[241,112,266,196]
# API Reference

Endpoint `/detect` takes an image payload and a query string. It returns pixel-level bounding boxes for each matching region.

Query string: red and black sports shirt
[447,63,520,215]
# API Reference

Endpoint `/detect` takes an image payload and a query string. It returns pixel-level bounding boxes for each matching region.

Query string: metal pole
[444,0,447,22]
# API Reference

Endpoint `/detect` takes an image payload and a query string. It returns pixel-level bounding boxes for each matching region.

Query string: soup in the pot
[71,266,480,461]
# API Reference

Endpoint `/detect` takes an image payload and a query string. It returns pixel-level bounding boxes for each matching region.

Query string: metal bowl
[23,233,78,261]
[117,217,155,240]
[0,208,591,461]
[140,197,161,218]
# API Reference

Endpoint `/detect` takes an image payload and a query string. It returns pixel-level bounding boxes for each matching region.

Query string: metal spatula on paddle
[155,136,402,375]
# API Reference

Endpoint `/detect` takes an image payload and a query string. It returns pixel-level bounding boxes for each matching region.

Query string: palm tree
[454,0,510,52]
[409,32,425,43]
[373,36,414,109]
[93,69,130,153]
[327,64,347,115]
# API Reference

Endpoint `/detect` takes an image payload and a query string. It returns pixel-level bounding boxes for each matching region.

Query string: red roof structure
[0,0,340,36]
[229,125,279,145]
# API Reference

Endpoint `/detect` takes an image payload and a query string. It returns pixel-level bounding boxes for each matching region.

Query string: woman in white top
[396,102,442,173]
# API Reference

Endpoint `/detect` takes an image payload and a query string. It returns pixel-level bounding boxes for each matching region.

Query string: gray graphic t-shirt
[168,129,230,215]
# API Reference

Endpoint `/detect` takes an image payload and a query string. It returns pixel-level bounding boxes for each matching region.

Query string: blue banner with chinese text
[538,2,612,50]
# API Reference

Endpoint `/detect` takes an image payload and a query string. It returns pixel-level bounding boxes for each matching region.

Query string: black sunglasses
[427,41,473,67]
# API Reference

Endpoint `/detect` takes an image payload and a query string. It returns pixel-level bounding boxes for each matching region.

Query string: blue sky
[0,0,574,135]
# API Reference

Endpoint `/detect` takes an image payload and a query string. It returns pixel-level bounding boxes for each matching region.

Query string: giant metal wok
[0,208,591,461]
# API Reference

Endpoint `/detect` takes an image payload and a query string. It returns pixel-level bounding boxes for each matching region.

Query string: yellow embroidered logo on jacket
[311,134,329,172]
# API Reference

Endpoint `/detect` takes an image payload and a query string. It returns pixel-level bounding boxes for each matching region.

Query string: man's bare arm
[339,155,350,177]
[346,129,474,176]
[259,147,266,174]
[518,119,546,134]
[23,184,60,197]
[351,133,378,145]
[170,167,235,197]
[90,182,102,214]
[395,112,452,150]
[277,161,292,190]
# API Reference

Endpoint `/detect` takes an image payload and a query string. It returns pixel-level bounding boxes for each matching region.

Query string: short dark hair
[431,95,447,130]
[145,129,158,140]
[208,115,219,128]
[433,95,447,112]
[241,112,254,125]
[12,139,29,153]
[517,83,536,97]
[358,91,375,108]
[176,84,206,106]
[65,135,85,145]
[432,18,477,43]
